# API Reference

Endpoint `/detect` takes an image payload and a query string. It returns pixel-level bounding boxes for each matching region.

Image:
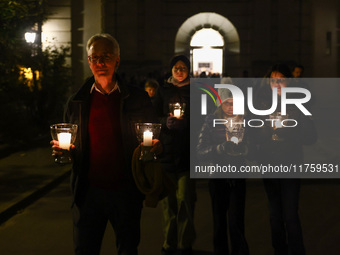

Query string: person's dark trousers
[263,179,305,255]
[72,186,143,255]
[209,179,249,255]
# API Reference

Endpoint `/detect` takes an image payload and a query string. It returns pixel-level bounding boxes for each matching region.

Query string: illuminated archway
[174,12,240,75]
[190,28,224,76]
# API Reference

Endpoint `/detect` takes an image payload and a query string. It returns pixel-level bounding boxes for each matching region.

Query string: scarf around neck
[167,76,190,87]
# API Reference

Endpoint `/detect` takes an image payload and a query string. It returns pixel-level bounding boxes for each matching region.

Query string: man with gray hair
[51,33,161,254]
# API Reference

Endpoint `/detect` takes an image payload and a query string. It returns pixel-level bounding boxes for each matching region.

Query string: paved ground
[0,145,70,225]
[0,146,339,254]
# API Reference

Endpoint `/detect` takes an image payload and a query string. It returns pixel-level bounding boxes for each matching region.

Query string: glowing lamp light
[230,136,239,144]
[170,102,184,118]
[25,32,36,43]
[274,120,283,129]
[174,109,181,118]
[57,132,72,150]
[50,123,78,164]
[143,130,153,146]
[135,123,162,161]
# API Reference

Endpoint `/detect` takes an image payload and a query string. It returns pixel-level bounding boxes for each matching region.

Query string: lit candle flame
[58,132,71,150]
[230,136,239,144]
[143,130,153,146]
[174,109,181,118]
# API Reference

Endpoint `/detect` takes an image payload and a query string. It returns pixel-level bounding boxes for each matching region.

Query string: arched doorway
[174,12,240,76]
[190,28,224,77]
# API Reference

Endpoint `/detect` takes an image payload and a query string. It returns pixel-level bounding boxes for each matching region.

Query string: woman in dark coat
[250,63,317,255]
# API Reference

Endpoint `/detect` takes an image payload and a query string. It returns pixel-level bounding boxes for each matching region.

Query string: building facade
[43,0,340,90]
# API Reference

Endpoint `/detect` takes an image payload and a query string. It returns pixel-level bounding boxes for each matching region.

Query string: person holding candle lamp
[51,33,161,255]
[196,87,249,255]
[249,63,317,255]
[152,55,195,255]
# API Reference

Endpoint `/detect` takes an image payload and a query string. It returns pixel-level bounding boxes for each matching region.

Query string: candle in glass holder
[174,109,181,118]
[230,136,239,144]
[274,120,283,128]
[58,132,71,150]
[143,130,153,146]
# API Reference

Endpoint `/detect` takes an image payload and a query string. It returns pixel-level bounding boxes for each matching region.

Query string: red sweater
[88,89,126,190]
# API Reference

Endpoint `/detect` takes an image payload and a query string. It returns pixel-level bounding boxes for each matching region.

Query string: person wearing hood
[153,55,196,255]
[196,87,250,255]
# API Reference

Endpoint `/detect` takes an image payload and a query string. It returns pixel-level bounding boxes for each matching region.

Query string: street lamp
[23,29,40,87]
[25,32,37,44]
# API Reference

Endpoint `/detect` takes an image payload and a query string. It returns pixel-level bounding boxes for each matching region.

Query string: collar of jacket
[167,76,190,87]
[163,80,176,89]
[72,74,130,102]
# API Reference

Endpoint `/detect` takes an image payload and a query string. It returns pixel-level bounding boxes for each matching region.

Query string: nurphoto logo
[200,84,312,116]
[199,84,312,128]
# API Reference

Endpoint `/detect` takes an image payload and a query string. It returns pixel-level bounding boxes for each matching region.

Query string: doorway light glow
[193,48,223,75]
[190,28,224,47]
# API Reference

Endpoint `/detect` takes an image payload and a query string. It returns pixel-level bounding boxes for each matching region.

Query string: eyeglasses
[88,54,114,64]
[173,67,188,73]
[270,78,286,84]
[223,102,233,106]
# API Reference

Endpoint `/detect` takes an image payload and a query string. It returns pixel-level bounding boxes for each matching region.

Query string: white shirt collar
[90,81,120,95]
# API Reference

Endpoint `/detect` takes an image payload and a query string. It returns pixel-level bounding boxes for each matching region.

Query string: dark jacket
[152,80,190,173]
[196,110,248,167]
[249,82,317,165]
[64,75,157,206]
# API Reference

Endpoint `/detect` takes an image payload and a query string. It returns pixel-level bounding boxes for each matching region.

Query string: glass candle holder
[227,130,244,144]
[269,112,287,141]
[50,123,78,164]
[169,102,185,118]
[135,123,162,161]
[225,127,246,156]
